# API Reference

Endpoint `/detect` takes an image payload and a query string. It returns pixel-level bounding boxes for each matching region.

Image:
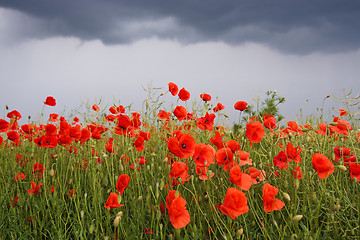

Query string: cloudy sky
[1,1,359,125]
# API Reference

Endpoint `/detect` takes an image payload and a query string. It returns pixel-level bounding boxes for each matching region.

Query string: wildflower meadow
[1,82,359,239]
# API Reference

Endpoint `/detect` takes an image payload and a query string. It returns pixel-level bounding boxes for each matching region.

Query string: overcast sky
[1,1,359,125]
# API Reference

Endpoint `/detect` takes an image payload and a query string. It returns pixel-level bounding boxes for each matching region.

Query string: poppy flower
[7,131,20,143]
[105,137,116,153]
[234,101,248,111]
[48,113,59,122]
[167,133,196,159]
[226,140,241,154]
[329,117,353,136]
[343,154,356,166]
[80,128,91,143]
[229,165,252,191]
[168,196,191,229]
[263,114,277,130]
[166,190,181,209]
[220,187,249,219]
[14,172,25,181]
[333,146,351,162]
[315,123,328,136]
[262,183,285,213]
[33,162,45,178]
[195,165,214,180]
[27,181,43,195]
[213,103,225,112]
[158,110,171,120]
[115,114,132,135]
[273,151,289,169]
[133,135,145,152]
[0,135,3,146]
[200,93,211,102]
[246,121,265,146]
[291,166,303,180]
[286,142,302,164]
[0,119,10,132]
[196,112,216,131]
[44,96,56,106]
[168,82,179,96]
[245,167,266,185]
[210,130,225,150]
[173,106,187,121]
[311,153,335,179]
[193,143,215,167]
[92,104,100,112]
[349,162,360,181]
[237,150,252,166]
[7,110,22,120]
[116,174,131,195]
[170,161,190,183]
[104,192,124,210]
[178,88,190,101]
[339,109,348,116]
[215,147,234,171]
[109,106,118,114]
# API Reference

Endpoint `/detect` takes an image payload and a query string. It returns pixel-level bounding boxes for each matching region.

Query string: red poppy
[173,106,187,121]
[104,192,124,210]
[133,135,145,152]
[7,110,22,120]
[195,165,214,180]
[178,88,190,101]
[226,140,241,153]
[315,123,328,136]
[333,146,351,162]
[200,93,211,102]
[167,133,196,159]
[215,147,234,171]
[68,189,76,197]
[170,161,190,183]
[273,151,289,169]
[116,174,131,195]
[193,143,215,167]
[220,187,249,219]
[14,172,25,181]
[44,96,56,106]
[286,142,302,163]
[48,113,59,122]
[339,109,348,116]
[312,153,335,179]
[92,104,100,112]
[7,131,20,143]
[0,135,3,146]
[343,154,356,166]
[246,121,265,146]
[229,165,252,191]
[213,103,225,112]
[27,181,43,195]
[105,137,116,153]
[329,117,353,136]
[245,167,266,185]
[349,162,360,181]
[262,183,285,213]
[32,162,45,178]
[115,114,132,135]
[196,112,215,131]
[166,190,181,209]
[168,82,179,96]
[263,114,277,130]
[0,119,10,132]
[109,106,118,114]
[237,150,252,166]
[210,130,224,150]
[158,110,171,120]
[168,196,191,229]
[234,101,248,111]
[291,166,303,180]
[80,128,91,143]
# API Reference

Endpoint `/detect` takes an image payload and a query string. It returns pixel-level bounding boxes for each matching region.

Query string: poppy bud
[116,211,123,217]
[5,105,9,110]
[113,216,121,228]
[48,169,55,177]
[311,193,316,201]
[138,196,143,201]
[236,228,244,236]
[28,115,31,119]
[292,215,303,222]
[294,179,300,189]
[337,165,347,171]
[89,224,95,234]
[80,210,84,218]
[283,192,291,202]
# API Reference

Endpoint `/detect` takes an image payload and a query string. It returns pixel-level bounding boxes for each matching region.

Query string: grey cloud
[1,0,360,54]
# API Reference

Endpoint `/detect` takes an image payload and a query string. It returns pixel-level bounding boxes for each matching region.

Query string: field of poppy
[1,83,359,239]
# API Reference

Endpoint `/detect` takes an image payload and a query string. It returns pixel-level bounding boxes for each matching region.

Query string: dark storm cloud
[1,0,360,54]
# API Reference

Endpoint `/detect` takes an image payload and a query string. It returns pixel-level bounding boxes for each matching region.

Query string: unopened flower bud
[337,165,347,171]
[48,169,55,176]
[283,192,291,202]
[236,228,243,236]
[113,216,121,228]
[292,215,303,222]
[333,204,340,212]
[89,224,95,234]
[138,196,143,201]
[116,211,123,217]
